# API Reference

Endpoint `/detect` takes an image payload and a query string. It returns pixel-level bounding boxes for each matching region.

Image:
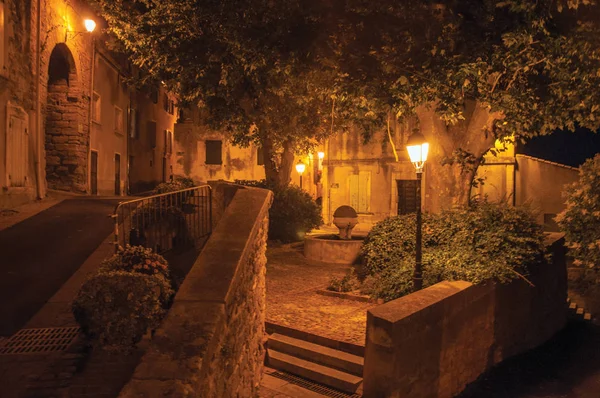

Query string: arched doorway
[45,44,87,192]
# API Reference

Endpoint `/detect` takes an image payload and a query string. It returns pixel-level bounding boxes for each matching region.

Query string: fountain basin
[304,234,365,265]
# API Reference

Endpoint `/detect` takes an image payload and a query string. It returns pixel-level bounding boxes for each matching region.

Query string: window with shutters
[114,106,123,134]
[164,130,173,155]
[349,171,371,213]
[6,109,29,187]
[205,140,222,165]
[147,121,157,148]
[0,1,5,74]
[396,179,418,215]
[257,147,264,165]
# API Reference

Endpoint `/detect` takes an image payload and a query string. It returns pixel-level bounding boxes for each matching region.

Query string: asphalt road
[0,198,118,336]
[459,321,600,398]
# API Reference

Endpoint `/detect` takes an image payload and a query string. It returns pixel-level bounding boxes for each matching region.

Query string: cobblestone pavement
[266,243,377,346]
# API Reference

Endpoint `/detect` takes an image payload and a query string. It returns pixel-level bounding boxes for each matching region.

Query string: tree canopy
[95,0,600,207]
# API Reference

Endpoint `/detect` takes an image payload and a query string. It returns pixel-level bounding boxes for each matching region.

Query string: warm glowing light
[295,162,306,175]
[84,19,96,33]
[406,132,429,172]
[317,151,325,160]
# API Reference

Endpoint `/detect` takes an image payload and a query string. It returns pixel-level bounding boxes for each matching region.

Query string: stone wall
[363,234,567,398]
[119,186,272,398]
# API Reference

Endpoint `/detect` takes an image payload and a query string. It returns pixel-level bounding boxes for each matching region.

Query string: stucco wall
[323,124,417,225]
[515,155,578,228]
[173,120,266,184]
[119,186,272,397]
[128,86,177,194]
[363,234,567,398]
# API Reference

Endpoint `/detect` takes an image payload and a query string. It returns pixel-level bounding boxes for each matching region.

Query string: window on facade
[396,179,418,215]
[92,92,101,122]
[147,121,157,148]
[164,130,173,155]
[150,87,158,104]
[114,106,123,134]
[129,108,138,139]
[349,171,371,213]
[257,147,264,166]
[163,93,170,112]
[205,140,222,165]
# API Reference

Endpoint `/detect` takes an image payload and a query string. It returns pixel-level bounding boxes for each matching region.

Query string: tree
[556,154,600,269]
[333,0,600,211]
[94,0,364,186]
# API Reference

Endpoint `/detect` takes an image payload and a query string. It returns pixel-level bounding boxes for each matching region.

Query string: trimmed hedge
[360,200,545,301]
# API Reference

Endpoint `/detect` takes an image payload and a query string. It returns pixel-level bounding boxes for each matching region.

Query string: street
[0,198,118,336]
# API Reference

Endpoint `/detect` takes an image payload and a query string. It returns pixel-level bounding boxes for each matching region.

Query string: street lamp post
[406,131,429,291]
[295,161,306,190]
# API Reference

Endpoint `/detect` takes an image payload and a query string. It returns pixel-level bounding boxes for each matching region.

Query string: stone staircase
[266,332,364,394]
[567,297,593,322]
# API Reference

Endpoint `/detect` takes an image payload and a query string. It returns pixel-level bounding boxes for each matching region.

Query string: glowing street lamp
[406,131,429,291]
[317,151,325,160]
[295,161,306,190]
[84,19,96,33]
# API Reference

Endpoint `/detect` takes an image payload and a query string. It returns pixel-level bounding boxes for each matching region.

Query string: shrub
[235,180,322,242]
[361,200,545,301]
[556,154,600,269]
[327,269,360,292]
[72,271,173,350]
[153,176,195,194]
[102,245,170,280]
[72,246,174,350]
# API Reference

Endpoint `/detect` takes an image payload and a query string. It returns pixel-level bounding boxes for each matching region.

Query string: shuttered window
[205,140,222,165]
[396,179,418,215]
[349,171,371,213]
[7,113,28,187]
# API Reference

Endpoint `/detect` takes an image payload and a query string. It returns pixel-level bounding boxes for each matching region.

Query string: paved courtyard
[266,242,377,347]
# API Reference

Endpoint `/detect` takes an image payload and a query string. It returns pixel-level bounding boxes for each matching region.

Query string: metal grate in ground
[269,370,362,398]
[0,327,80,355]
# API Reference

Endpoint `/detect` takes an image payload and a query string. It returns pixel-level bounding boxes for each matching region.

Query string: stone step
[584,313,592,321]
[576,307,584,316]
[569,302,578,311]
[268,333,363,376]
[268,349,363,394]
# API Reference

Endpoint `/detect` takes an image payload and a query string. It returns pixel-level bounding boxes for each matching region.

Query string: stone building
[173,108,267,184]
[0,0,177,206]
[128,85,178,194]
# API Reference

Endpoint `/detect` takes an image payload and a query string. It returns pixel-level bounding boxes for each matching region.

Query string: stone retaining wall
[119,186,272,397]
[363,234,567,398]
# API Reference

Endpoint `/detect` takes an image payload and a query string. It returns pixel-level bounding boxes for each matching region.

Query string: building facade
[0,0,177,207]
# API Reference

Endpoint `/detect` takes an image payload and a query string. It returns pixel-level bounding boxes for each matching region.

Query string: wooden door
[114,153,121,195]
[91,151,98,195]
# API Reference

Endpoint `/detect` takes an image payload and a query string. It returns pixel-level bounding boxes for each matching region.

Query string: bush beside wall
[363,234,567,398]
[119,186,272,397]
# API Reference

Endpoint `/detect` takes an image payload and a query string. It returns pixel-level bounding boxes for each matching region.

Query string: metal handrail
[112,185,212,253]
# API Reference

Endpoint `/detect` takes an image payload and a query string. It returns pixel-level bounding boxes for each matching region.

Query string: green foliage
[327,269,359,293]
[72,247,174,350]
[557,154,600,269]
[235,180,322,242]
[153,176,195,194]
[102,245,170,279]
[361,201,545,301]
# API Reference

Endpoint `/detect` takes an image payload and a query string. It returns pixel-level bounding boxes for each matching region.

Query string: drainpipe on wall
[34,0,43,199]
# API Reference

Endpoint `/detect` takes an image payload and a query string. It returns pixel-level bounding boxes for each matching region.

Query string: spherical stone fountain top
[332,205,359,240]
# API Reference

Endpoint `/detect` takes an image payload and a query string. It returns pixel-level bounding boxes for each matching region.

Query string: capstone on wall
[119,186,272,397]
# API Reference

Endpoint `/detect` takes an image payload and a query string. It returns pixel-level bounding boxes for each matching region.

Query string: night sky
[518,128,600,167]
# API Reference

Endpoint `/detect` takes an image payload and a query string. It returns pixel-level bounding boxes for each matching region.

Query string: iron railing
[112,185,212,253]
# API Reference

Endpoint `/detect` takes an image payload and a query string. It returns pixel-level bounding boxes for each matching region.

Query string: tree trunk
[260,136,295,187]
[416,101,501,213]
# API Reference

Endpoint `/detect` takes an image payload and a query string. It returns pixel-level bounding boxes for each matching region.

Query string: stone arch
[45,43,87,192]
